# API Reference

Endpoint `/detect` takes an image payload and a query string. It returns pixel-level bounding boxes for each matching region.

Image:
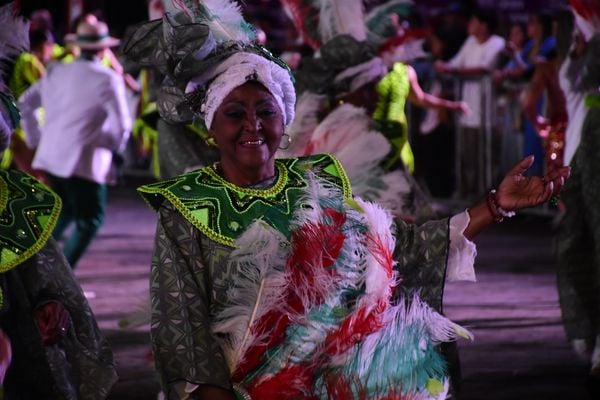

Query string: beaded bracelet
[487,189,516,223]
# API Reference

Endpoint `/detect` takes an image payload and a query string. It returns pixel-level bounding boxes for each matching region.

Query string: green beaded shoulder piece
[0,169,62,272]
[138,154,351,247]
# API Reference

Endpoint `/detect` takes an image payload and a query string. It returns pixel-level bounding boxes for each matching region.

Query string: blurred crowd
[5,1,576,202]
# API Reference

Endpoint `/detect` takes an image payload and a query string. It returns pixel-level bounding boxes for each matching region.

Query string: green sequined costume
[373,62,415,173]
[0,168,117,399]
[139,154,451,398]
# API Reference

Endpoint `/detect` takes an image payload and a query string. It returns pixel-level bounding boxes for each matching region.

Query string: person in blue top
[494,12,557,176]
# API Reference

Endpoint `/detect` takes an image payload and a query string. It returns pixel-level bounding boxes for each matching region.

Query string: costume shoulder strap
[138,153,352,246]
[0,169,62,272]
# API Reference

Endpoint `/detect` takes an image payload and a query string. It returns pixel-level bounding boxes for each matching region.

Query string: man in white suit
[20,18,132,268]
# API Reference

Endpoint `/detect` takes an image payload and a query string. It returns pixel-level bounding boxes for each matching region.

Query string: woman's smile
[238,137,265,147]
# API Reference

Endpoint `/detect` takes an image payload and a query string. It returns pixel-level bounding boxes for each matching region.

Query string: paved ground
[73,180,593,400]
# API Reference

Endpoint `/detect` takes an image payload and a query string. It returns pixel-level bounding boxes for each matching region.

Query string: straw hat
[65,19,120,50]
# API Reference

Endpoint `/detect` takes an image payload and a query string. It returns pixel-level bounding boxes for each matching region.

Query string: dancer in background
[281,0,468,223]
[554,2,600,394]
[19,18,132,268]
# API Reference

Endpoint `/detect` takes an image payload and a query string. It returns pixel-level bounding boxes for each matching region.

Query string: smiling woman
[123,1,570,400]
[209,81,285,186]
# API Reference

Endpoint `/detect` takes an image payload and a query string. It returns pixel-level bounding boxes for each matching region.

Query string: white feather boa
[211,221,290,373]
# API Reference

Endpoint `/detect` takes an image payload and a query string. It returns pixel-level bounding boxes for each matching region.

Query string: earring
[279,133,291,150]
[204,136,218,148]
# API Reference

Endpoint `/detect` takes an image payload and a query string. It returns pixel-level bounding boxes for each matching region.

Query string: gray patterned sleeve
[392,218,451,313]
[15,238,118,400]
[150,202,231,397]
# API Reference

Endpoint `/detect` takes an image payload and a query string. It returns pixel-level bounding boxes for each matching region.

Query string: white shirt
[19,58,132,184]
[449,35,506,128]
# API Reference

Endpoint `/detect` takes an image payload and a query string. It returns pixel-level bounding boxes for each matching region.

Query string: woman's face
[209,81,284,176]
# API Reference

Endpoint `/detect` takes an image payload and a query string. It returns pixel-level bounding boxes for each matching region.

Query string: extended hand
[495,155,570,211]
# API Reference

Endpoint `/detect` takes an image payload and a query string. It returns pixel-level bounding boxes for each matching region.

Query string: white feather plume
[211,220,290,373]
[277,92,328,158]
[196,0,254,43]
[355,169,412,216]
[300,104,413,216]
[0,3,29,87]
[354,197,397,307]
[318,0,367,43]
[308,103,390,165]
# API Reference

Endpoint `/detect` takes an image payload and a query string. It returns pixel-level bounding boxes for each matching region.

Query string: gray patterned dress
[142,155,452,398]
[0,169,117,399]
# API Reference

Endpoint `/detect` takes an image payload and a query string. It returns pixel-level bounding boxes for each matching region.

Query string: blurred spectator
[67,13,141,93]
[9,29,53,98]
[495,20,527,74]
[521,12,570,173]
[2,27,55,181]
[29,8,57,41]
[414,23,469,197]
[494,13,556,176]
[435,7,505,198]
[19,18,132,268]
[494,13,555,83]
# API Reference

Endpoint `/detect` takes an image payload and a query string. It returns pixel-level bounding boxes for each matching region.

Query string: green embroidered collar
[0,169,61,273]
[139,154,352,246]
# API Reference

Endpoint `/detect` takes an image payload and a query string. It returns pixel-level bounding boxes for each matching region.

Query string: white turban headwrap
[185,52,296,129]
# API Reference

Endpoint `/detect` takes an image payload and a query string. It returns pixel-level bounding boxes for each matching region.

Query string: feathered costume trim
[172,0,255,42]
[213,175,471,399]
[279,103,414,217]
[0,2,28,93]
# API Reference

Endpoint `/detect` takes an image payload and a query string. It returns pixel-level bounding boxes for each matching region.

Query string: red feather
[234,208,346,380]
[571,0,600,20]
[280,0,322,49]
[322,374,422,400]
[247,364,316,399]
[322,302,386,357]
[364,232,394,280]
[378,27,429,56]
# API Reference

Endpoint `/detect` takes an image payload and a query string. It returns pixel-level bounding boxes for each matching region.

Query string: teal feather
[325,300,449,398]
